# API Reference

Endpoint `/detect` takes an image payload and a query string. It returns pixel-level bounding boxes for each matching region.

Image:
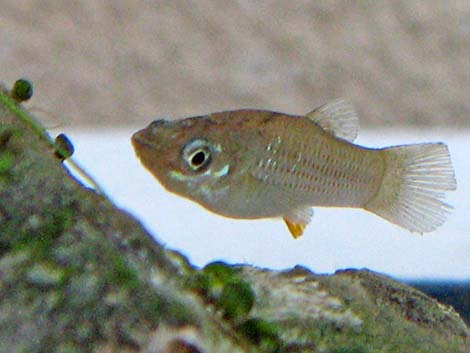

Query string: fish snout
[132,119,171,147]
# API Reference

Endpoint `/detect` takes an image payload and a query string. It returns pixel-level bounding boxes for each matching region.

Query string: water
[61,126,470,281]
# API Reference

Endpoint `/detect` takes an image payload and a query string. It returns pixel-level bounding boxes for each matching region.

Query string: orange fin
[283,218,306,239]
[283,207,313,239]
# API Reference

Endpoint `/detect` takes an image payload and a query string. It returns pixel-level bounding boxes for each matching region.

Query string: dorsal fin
[306,99,359,142]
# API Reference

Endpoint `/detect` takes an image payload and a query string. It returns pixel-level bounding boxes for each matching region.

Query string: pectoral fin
[283,207,313,239]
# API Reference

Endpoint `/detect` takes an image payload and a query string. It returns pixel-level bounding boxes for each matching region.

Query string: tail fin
[365,143,456,233]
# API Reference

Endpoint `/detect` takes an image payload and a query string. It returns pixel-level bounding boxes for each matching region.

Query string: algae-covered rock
[409,281,470,326]
[240,266,469,352]
[0,83,468,353]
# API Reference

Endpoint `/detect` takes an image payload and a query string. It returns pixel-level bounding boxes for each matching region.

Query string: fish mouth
[131,129,155,149]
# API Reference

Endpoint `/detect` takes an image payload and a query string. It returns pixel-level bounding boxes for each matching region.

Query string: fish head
[131,116,240,207]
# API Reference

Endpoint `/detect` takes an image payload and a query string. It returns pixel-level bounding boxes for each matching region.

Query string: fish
[131,100,456,238]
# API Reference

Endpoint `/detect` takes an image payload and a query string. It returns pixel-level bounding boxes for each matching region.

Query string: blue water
[62,127,470,281]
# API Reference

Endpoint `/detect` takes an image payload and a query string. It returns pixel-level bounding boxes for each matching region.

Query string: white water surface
[61,126,470,280]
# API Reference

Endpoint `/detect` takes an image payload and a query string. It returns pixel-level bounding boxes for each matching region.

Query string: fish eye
[182,139,212,172]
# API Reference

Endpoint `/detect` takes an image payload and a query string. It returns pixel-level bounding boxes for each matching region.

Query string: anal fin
[284,219,306,239]
[283,207,313,239]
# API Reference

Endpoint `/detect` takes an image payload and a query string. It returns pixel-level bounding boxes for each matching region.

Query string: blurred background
[2,1,469,313]
[2,1,469,126]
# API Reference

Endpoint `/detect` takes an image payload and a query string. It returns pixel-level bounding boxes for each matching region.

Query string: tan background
[1,1,469,127]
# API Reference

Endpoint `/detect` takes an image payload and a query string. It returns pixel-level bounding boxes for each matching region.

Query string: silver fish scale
[252,131,381,207]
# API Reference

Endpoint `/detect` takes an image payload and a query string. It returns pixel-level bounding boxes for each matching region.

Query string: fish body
[132,100,456,238]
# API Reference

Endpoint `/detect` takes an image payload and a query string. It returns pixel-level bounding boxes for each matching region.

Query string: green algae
[332,345,374,353]
[237,317,282,353]
[0,151,13,174]
[203,260,238,282]
[184,272,212,297]
[218,279,255,321]
[54,133,75,160]
[10,78,34,102]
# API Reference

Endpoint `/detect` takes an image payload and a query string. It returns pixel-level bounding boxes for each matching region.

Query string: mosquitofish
[132,100,456,238]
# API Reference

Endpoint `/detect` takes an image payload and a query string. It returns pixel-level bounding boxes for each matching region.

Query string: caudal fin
[365,143,456,233]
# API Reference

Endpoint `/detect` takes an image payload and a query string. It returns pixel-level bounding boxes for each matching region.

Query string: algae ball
[11,78,33,102]
[54,133,75,160]
[203,261,237,283]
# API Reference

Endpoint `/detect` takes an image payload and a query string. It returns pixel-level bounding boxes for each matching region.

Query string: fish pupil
[191,151,207,167]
